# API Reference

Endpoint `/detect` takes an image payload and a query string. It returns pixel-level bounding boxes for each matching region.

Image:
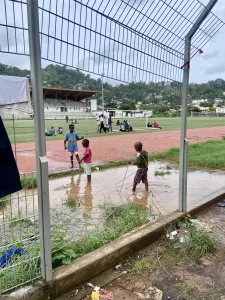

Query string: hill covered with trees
[0,63,224,111]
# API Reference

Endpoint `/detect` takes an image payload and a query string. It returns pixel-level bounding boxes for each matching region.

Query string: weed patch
[188,230,216,257]
[52,202,149,268]
[20,176,37,189]
[0,196,10,208]
[63,196,79,209]
[154,170,171,176]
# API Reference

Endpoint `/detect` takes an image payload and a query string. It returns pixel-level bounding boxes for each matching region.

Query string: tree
[119,102,136,110]
[1,63,225,109]
[200,102,213,107]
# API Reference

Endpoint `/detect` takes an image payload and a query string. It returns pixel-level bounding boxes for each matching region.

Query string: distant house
[191,99,207,105]
[214,98,224,104]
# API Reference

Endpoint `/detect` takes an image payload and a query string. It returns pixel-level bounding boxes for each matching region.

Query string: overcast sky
[0,0,224,85]
[190,0,225,83]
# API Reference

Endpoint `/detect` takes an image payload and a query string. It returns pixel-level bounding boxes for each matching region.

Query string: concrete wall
[0,102,32,119]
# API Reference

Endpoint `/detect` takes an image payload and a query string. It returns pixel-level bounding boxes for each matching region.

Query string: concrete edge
[189,190,225,216]
[2,211,183,300]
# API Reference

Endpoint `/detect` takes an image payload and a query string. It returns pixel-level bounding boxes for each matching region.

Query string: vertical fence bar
[26,0,52,281]
[179,37,190,212]
[12,114,17,161]
[101,73,104,114]
[179,0,219,212]
[183,138,188,213]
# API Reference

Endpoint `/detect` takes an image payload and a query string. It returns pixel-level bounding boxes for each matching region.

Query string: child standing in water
[64,124,84,168]
[133,142,148,192]
[79,139,92,183]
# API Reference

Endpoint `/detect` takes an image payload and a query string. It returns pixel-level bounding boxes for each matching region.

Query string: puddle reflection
[2,163,225,221]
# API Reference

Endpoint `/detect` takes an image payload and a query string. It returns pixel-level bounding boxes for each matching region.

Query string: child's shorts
[83,163,91,175]
[69,151,79,156]
[134,168,148,184]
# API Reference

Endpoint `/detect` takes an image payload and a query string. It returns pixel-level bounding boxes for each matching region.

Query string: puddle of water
[3,162,225,214]
[1,162,225,244]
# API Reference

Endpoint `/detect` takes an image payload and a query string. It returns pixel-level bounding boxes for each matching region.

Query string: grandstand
[41,87,99,119]
[0,75,99,119]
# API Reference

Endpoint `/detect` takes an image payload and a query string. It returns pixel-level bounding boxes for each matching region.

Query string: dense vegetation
[0,63,225,110]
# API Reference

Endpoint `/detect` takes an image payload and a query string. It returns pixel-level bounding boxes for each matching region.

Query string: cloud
[205,64,225,75]
[0,0,224,85]
[203,50,219,60]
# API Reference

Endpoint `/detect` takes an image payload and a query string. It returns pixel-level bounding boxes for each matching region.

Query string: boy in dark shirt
[133,142,148,192]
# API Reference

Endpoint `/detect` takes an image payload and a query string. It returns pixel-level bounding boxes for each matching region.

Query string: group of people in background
[147,121,162,129]
[45,126,64,136]
[119,120,133,132]
[97,114,113,133]
[65,115,79,124]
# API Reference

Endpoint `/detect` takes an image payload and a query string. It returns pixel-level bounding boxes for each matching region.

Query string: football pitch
[3,117,225,144]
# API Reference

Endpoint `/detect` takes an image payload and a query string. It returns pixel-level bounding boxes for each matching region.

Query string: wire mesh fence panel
[0,0,224,293]
[0,116,40,293]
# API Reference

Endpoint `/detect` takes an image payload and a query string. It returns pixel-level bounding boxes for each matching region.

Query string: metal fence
[0,0,224,293]
[0,116,40,291]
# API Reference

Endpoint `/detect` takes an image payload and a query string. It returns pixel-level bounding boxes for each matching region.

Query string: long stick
[120,165,129,194]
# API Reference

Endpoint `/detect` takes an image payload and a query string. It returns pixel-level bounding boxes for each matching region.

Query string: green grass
[151,138,225,170]
[20,176,37,189]
[154,170,171,176]
[0,202,149,292]
[51,202,149,268]
[0,196,10,208]
[63,195,79,209]
[3,117,225,143]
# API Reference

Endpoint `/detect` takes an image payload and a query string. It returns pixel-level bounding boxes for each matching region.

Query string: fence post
[26,0,52,281]
[179,0,218,212]
[179,37,190,212]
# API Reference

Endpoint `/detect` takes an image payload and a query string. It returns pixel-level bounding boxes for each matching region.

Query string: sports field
[3,117,225,144]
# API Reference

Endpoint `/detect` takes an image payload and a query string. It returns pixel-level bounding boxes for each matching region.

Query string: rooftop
[30,87,99,101]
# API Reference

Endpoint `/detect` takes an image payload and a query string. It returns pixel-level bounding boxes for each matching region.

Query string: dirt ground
[15,126,225,173]
[58,204,225,300]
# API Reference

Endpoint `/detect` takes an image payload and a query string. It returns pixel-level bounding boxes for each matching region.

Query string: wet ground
[2,162,225,222]
[1,162,225,248]
[57,204,225,300]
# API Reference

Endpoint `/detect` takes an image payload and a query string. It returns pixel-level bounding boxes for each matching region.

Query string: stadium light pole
[101,73,104,114]
[179,0,218,213]
[27,0,52,281]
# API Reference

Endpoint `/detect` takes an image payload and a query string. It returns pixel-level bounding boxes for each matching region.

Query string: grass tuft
[64,196,79,209]
[154,170,171,176]
[20,177,37,189]
[188,230,216,257]
[0,196,10,208]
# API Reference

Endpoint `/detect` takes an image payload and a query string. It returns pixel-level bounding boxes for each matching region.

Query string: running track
[15,126,225,174]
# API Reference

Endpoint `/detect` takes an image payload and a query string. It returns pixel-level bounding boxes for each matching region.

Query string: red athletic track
[15,127,225,174]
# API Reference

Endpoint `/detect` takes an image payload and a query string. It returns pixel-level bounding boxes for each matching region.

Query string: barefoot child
[64,124,84,168]
[133,142,148,192]
[79,139,92,183]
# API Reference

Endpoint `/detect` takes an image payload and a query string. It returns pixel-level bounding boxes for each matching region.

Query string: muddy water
[1,163,225,246]
[3,163,225,216]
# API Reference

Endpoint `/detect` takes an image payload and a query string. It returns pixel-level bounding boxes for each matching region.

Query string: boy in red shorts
[133,142,148,192]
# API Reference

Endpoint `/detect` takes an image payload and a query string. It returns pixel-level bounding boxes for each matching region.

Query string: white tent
[0,75,31,118]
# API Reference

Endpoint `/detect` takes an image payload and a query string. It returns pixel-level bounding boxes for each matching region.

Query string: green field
[3,117,225,144]
[151,138,225,170]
